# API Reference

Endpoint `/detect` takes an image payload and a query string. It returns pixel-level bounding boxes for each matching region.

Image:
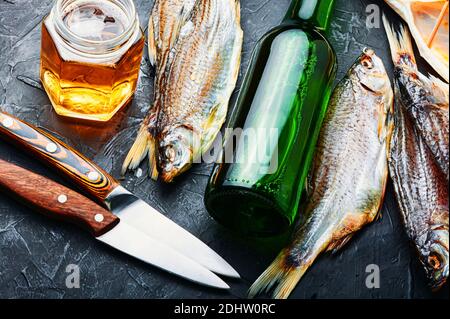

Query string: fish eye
[362,57,373,69]
[428,253,442,270]
[165,145,176,162]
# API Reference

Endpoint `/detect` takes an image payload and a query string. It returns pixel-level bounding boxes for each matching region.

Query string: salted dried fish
[248,49,394,299]
[389,100,449,290]
[384,18,449,180]
[384,18,449,290]
[122,0,243,182]
[385,0,449,82]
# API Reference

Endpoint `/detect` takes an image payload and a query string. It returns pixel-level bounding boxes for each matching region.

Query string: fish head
[353,48,391,95]
[422,208,449,290]
[158,125,200,182]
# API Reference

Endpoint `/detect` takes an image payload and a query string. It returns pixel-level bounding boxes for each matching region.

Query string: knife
[0,111,239,278]
[0,158,229,289]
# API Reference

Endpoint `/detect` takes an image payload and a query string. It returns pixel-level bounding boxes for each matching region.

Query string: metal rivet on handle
[46,143,57,153]
[2,117,13,128]
[94,214,104,223]
[57,194,68,204]
[88,171,99,181]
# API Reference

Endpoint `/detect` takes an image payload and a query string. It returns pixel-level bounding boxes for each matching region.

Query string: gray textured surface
[0,0,448,299]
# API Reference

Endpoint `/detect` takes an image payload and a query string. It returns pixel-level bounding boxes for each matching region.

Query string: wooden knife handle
[0,111,119,204]
[0,159,119,237]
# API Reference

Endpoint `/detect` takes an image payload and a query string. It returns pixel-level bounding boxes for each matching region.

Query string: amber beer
[40,0,144,122]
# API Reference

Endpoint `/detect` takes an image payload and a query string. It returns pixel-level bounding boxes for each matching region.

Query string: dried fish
[249,49,394,299]
[384,18,449,290]
[122,0,243,182]
[384,18,449,180]
[389,101,449,290]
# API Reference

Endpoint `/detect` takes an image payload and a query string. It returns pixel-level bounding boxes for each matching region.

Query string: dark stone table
[0,0,448,299]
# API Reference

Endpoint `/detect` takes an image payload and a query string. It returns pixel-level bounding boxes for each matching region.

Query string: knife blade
[0,158,229,289]
[0,111,239,278]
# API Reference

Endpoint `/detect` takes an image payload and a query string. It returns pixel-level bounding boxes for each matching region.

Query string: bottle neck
[284,0,335,31]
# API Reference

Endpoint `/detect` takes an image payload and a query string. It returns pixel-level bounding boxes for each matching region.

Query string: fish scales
[384,18,449,290]
[160,1,235,127]
[249,49,393,299]
[389,95,448,290]
[383,18,449,181]
[149,0,195,73]
[396,70,449,180]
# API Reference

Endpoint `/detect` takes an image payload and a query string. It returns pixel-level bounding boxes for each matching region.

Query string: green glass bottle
[204,0,337,237]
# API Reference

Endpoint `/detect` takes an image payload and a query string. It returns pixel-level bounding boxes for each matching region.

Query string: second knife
[0,159,229,288]
[0,110,239,278]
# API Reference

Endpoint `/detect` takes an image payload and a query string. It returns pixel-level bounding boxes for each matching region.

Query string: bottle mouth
[53,0,138,55]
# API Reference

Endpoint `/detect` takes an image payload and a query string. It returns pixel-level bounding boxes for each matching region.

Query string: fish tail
[248,250,308,299]
[121,122,159,180]
[382,15,416,68]
[248,238,326,300]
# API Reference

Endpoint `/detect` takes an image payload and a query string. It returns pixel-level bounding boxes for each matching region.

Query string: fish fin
[378,104,394,197]
[148,15,157,67]
[147,134,159,180]
[376,136,391,222]
[325,216,361,255]
[249,226,329,299]
[248,250,309,299]
[385,114,395,159]
[376,160,389,222]
[358,189,385,221]
[382,15,416,68]
[326,234,355,253]
[377,87,394,143]
[122,116,159,180]
[235,0,241,25]
[326,192,385,254]
[200,101,227,155]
